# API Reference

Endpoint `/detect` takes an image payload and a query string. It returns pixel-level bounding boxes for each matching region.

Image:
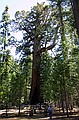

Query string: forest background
[0,0,79,118]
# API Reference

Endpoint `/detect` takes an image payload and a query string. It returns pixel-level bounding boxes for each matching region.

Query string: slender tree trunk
[76,86,79,107]
[64,89,69,117]
[58,99,61,113]
[6,103,8,116]
[58,2,69,116]
[18,100,21,116]
[60,77,65,113]
[68,94,73,110]
[70,0,79,38]
[61,91,65,113]
[18,79,22,116]
[24,79,28,104]
[30,37,41,105]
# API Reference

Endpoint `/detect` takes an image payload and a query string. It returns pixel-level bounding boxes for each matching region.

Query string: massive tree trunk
[30,37,41,105]
[70,0,79,38]
[29,28,58,104]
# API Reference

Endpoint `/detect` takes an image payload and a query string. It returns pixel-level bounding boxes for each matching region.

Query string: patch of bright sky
[0,0,49,19]
[0,0,49,59]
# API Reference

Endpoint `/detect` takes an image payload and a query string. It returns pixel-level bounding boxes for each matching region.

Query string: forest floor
[0,106,79,120]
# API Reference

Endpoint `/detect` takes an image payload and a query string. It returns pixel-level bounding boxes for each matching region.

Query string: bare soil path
[0,116,79,120]
[0,107,79,120]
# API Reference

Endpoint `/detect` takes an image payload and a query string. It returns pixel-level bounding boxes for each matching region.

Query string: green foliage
[40,52,54,101]
[0,1,79,109]
[14,3,59,58]
[0,5,11,62]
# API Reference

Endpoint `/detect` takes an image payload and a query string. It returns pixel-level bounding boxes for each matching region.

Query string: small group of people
[29,102,53,119]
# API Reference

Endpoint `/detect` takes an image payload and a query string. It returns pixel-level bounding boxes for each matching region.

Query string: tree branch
[37,25,59,53]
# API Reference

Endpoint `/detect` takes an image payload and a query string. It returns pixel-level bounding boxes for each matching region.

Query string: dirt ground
[0,107,79,120]
[0,116,79,120]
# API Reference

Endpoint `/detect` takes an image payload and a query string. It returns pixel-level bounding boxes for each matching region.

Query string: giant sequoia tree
[70,0,79,38]
[14,3,59,104]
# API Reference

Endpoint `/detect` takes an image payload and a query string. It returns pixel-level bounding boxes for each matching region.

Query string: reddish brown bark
[30,37,41,104]
[71,0,79,38]
[30,27,59,104]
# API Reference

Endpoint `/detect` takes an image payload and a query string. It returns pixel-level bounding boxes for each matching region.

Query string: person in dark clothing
[48,105,52,120]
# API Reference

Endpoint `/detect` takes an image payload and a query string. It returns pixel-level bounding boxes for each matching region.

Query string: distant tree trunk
[68,94,73,110]
[64,89,69,117]
[76,86,79,107]
[18,79,22,116]
[70,0,79,38]
[18,101,21,116]
[30,37,41,105]
[58,3,65,113]
[6,103,8,116]
[60,77,65,113]
[61,91,65,113]
[58,2,69,116]
[58,99,61,113]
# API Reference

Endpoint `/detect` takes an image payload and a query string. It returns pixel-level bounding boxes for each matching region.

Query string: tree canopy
[0,1,79,117]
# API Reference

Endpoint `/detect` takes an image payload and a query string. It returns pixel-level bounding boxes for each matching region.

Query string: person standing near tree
[48,105,52,120]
